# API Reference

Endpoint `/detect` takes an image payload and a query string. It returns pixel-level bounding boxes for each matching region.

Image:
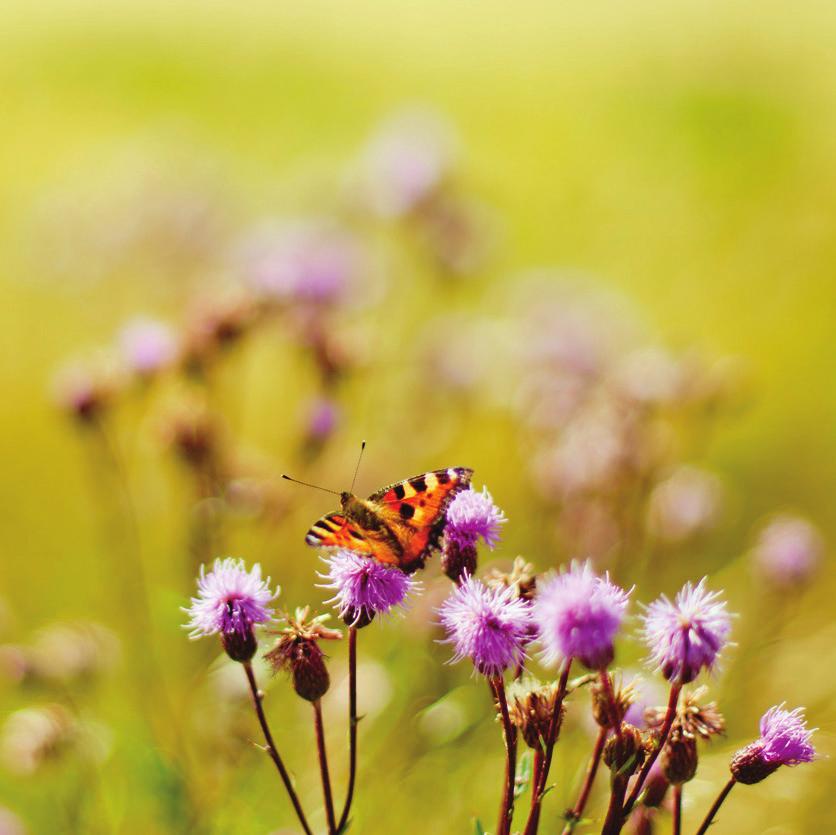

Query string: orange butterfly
[301,467,473,573]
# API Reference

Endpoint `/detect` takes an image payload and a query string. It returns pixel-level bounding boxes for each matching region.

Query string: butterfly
[304,467,474,573]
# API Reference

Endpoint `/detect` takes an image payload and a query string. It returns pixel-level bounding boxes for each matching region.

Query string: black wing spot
[399,503,415,520]
[437,471,451,484]
[409,476,427,493]
[393,483,406,500]
[349,529,365,540]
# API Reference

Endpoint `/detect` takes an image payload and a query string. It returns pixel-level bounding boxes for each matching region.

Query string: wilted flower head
[646,687,725,741]
[445,486,506,550]
[29,621,119,684]
[320,550,414,626]
[184,558,277,661]
[484,557,537,602]
[52,356,121,423]
[640,579,732,683]
[438,575,531,677]
[0,705,77,776]
[533,561,631,670]
[265,607,341,702]
[730,705,816,784]
[591,673,636,729]
[751,514,823,588]
[118,316,177,377]
[507,677,564,749]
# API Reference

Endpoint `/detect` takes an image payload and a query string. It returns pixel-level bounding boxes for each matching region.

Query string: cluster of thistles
[183,486,816,835]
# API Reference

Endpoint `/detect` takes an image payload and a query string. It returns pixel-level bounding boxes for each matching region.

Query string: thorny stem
[694,778,736,835]
[561,725,607,834]
[621,682,682,820]
[523,658,573,835]
[314,699,338,835]
[336,626,358,834]
[672,784,682,835]
[491,676,518,835]
[242,662,313,835]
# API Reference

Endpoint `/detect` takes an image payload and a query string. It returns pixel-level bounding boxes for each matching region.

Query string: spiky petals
[445,486,507,550]
[184,558,277,661]
[640,579,732,684]
[438,575,532,677]
[320,550,413,624]
[533,561,631,670]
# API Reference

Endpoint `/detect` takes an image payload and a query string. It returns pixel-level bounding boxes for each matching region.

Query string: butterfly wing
[369,466,474,571]
[305,512,402,566]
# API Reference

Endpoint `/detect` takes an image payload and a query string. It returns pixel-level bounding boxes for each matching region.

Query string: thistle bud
[603,723,646,777]
[440,540,477,584]
[341,607,375,629]
[265,608,341,702]
[507,678,564,750]
[730,743,780,785]
[222,628,258,663]
[591,674,635,729]
[661,731,698,784]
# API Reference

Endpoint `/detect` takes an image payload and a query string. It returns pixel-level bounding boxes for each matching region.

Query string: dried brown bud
[591,674,635,729]
[730,743,780,785]
[265,608,341,701]
[441,540,477,584]
[603,723,646,777]
[484,557,537,602]
[507,678,564,750]
[661,730,698,784]
[646,687,725,741]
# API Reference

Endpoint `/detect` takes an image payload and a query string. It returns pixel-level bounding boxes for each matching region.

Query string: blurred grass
[0,1,834,833]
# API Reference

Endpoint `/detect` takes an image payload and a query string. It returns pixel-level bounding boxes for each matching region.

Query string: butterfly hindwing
[305,512,401,566]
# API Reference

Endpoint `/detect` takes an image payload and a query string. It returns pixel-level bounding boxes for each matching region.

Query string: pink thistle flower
[640,579,732,684]
[118,316,177,377]
[533,561,631,670]
[320,550,414,626]
[731,704,816,784]
[184,558,277,661]
[438,575,531,677]
[751,514,823,588]
[445,486,507,550]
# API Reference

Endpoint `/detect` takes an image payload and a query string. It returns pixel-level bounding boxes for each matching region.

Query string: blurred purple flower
[731,704,816,784]
[646,467,722,544]
[752,514,823,588]
[533,561,631,670]
[438,575,531,677]
[445,486,506,550]
[305,397,340,441]
[242,219,360,306]
[118,316,177,376]
[640,579,732,684]
[320,550,414,624]
[184,558,276,649]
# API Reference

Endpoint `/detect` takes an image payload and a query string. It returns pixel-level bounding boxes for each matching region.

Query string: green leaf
[473,818,486,835]
[514,749,534,798]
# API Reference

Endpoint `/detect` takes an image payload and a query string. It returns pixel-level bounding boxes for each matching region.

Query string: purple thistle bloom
[184,558,277,655]
[438,575,532,677]
[445,486,507,550]
[752,515,823,588]
[533,561,630,670]
[640,578,732,684]
[731,704,816,784]
[118,316,177,377]
[320,550,414,623]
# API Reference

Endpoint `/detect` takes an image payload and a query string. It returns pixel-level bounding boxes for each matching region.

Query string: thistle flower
[730,705,816,784]
[640,579,732,683]
[265,607,342,702]
[445,486,507,550]
[533,561,631,670]
[438,575,531,677]
[320,550,414,627]
[184,558,277,661]
[118,316,177,377]
[751,514,823,588]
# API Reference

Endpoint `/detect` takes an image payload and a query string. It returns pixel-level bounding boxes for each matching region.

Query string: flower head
[438,575,532,677]
[118,316,177,377]
[320,550,414,626]
[640,579,732,683]
[445,486,507,550]
[533,561,631,670]
[751,515,823,588]
[184,558,277,661]
[731,704,816,784]
[507,676,564,749]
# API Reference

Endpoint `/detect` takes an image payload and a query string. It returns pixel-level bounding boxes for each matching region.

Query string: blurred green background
[0,1,833,833]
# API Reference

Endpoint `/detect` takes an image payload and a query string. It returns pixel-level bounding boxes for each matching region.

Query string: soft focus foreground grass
[0,1,834,833]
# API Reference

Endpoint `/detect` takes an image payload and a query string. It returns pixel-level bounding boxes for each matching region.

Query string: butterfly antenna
[350,440,366,494]
[281,474,341,497]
